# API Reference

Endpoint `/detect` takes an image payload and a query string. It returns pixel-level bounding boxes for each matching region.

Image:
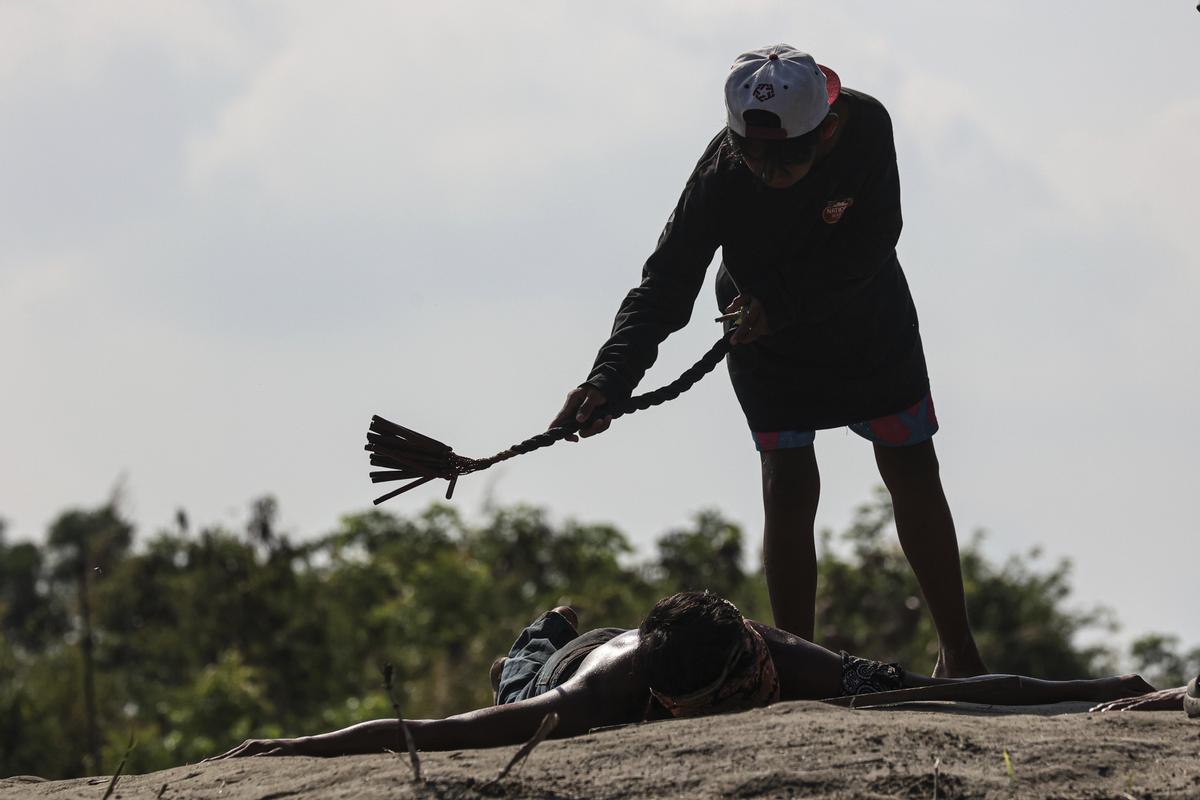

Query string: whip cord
[367,336,732,504]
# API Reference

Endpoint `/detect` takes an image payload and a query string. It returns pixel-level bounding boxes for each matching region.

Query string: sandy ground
[4,701,1197,799]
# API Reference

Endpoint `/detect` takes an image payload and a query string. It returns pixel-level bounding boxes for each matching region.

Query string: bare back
[551,629,648,727]
[554,622,844,724]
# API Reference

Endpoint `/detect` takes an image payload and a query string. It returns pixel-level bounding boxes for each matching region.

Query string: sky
[2,2,1197,655]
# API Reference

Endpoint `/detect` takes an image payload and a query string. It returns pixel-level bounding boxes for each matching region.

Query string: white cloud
[184,5,726,220]
[0,1,258,85]
[2,1,1198,652]
[1039,98,1200,260]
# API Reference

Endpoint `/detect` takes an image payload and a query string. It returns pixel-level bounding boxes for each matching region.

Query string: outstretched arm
[209,683,606,759]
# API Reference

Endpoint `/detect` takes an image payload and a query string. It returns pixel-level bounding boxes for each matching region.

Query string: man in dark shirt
[550,45,988,677]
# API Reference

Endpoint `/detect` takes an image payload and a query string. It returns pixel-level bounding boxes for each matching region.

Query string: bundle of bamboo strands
[365,334,733,504]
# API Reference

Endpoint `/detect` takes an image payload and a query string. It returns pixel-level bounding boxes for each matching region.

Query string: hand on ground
[204,737,303,760]
[715,294,769,345]
[550,385,610,442]
[1090,686,1185,713]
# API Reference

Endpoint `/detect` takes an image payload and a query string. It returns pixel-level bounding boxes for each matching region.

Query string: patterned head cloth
[649,619,780,718]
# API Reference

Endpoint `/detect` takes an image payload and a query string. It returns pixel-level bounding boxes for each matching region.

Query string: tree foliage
[0,492,1189,779]
[815,488,1118,678]
[1128,633,1200,689]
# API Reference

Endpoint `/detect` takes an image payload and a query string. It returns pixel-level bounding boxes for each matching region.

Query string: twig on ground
[100,730,135,800]
[381,663,422,782]
[932,756,941,800]
[1002,749,1015,785]
[156,782,168,798]
[488,712,559,785]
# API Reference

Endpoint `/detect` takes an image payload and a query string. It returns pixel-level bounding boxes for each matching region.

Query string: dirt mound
[3,702,1195,799]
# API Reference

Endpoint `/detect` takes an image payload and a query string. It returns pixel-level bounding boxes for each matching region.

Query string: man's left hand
[715,294,770,345]
[204,737,306,760]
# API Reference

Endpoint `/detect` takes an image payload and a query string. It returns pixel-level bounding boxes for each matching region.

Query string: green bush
[0,492,1186,779]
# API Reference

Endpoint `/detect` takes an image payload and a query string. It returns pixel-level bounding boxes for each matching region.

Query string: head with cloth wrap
[637,591,780,717]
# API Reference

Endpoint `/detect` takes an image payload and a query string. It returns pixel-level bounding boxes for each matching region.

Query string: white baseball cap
[725,45,841,140]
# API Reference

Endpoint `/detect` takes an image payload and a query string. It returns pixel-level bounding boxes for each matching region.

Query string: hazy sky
[3,2,1197,653]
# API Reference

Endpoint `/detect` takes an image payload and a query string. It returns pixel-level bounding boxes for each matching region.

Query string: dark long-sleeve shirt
[586,89,929,431]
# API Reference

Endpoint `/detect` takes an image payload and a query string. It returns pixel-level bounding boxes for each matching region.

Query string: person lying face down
[640,593,782,717]
[210,591,1159,759]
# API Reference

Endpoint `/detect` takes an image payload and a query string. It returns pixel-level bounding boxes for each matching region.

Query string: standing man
[551,45,987,677]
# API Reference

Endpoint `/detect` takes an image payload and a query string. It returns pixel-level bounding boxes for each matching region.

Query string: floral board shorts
[751,391,939,452]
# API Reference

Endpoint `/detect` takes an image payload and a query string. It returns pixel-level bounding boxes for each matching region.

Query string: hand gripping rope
[365,334,734,504]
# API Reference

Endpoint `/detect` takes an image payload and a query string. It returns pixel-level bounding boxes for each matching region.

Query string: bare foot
[932,642,988,678]
[1114,673,1158,698]
[553,605,579,630]
[490,656,507,703]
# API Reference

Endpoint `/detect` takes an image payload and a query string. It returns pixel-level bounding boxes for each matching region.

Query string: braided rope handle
[462,335,732,472]
[369,334,733,504]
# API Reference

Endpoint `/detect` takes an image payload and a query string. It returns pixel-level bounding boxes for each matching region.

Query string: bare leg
[761,446,821,640]
[757,620,1155,705]
[874,440,987,677]
[901,670,1156,704]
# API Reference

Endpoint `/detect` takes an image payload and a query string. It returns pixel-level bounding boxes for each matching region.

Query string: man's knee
[875,440,941,487]
[761,446,820,507]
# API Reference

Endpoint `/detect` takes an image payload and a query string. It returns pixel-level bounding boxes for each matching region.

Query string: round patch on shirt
[822,198,854,224]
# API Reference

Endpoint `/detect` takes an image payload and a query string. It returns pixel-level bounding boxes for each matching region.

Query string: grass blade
[489,712,559,785]
[381,663,422,782]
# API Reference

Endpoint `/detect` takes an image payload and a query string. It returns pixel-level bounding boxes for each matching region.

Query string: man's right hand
[204,737,304,760]
[550,385,611,442]
[1090,686,1186,713]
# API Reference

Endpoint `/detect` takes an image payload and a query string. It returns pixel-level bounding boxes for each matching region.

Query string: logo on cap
[822,198,854,224]
[753,83,775,102]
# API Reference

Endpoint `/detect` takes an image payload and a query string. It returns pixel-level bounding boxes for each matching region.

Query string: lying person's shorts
[496,610,624,705]
[839,651,907,695]
[751,392,938,452]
